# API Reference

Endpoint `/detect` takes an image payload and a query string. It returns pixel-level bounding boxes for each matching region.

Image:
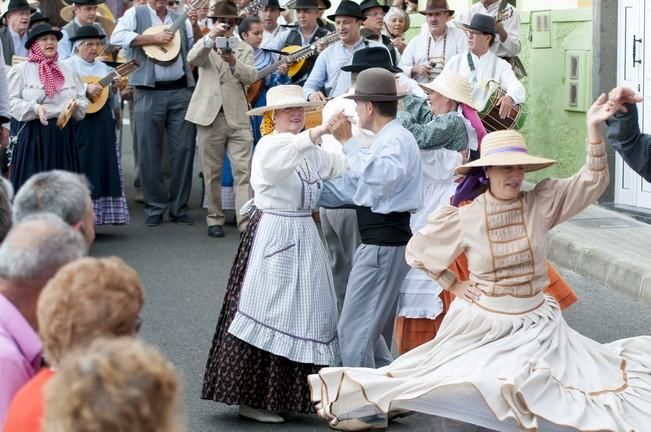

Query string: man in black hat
[260,0,284,44]
[359,0,397,66]
[0,0,36,65]
[58,0,111,60]
[320,67,422,368]
[262,0,328,85]
[303,0,385,102]
[444,13,524,119]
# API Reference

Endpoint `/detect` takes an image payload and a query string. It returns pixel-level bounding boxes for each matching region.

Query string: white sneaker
[238,405,285,423]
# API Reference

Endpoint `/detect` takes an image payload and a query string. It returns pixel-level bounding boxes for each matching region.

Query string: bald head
[0,213,86,283]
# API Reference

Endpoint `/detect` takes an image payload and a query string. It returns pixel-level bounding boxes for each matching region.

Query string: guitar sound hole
[157,46,169,53]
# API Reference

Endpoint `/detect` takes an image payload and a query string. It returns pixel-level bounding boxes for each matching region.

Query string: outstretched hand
[587,93,618,127]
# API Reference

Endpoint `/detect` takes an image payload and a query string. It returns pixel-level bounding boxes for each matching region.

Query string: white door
[616,0,651,209]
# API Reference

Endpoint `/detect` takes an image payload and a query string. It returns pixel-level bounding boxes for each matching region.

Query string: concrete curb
[547,205,651,304]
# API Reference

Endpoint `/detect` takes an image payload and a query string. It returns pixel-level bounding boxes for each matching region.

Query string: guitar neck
[167,11,189,34]
[255,60,282,81]
[98,71,117,88]
[287,33,339,63]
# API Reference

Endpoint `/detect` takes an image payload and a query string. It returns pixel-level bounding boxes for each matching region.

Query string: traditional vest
[0,28,14,66]
[127,6,195,88]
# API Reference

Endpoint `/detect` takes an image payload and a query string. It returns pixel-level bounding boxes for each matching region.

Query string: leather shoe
[170,214,194,225]
[145,214,163,227]
[208,225,225,238]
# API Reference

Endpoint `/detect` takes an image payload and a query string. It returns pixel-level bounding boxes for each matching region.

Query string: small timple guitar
[142,0,209,64]
[246,31,339,102]
[83,60,140,114]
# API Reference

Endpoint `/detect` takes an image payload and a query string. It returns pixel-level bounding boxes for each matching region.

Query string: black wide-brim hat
[341,46,401,73]
[345,67,405,102]
[25,23,63,49]
[69,24,106,42]
[360,0,390,15]
[290,0,320,10]
[261,0,286,11]
[2,0,36,19]
[463,13,497,34]
[29,11,49,26]
[327,0,364,21]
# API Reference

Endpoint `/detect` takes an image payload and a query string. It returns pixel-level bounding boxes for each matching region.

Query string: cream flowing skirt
[309,294,651,431]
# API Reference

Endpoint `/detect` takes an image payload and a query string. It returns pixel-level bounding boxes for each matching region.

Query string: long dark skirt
[10,119,80,192]
[74,103,128,225]
[201,210,323,414]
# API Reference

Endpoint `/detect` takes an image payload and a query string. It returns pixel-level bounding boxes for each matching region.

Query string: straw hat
[60,6,116,37]
[247,85,323,116]
[455,130,556,175]
[420,70,475,108]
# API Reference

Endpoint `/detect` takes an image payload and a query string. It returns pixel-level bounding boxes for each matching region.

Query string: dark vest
[360,28,398,66]
[0,28,16,66]
[127,5,195,88]
[283,26,328,84]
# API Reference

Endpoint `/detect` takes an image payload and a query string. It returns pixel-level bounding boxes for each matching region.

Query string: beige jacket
[185,36,257,128]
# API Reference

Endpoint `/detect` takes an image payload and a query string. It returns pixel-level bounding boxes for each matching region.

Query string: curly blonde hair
[37,256,144,366]
[43,337,183,432]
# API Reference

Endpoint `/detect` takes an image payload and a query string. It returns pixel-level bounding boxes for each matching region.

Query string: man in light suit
[185,0,257,238]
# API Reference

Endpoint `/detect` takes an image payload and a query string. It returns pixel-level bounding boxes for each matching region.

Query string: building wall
[519,8,593,181]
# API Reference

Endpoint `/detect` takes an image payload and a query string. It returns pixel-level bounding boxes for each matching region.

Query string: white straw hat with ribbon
[455,130,556,175]
[247,85,323,116]
[420,69,476,108]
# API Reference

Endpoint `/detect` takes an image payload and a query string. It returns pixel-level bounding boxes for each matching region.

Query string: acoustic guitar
[246,31,339,103]
[83,60,140,114]
[238,0,267,17]
[142,0,208,64]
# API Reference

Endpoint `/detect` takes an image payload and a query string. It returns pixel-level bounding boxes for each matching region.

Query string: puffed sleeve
[531,140,609,230]
[406,206,464,290]
[252,130,319,185]
[8,64,38,122]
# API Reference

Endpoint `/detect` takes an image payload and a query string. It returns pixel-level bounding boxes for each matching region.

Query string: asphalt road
[90,136,651,432]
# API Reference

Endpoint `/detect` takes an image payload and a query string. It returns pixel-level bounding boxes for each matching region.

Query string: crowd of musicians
[1,0,651,431]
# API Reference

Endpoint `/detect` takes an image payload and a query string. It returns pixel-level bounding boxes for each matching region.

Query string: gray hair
[13,170,91,226]
[0,177,14,201]
[0,213,86,281]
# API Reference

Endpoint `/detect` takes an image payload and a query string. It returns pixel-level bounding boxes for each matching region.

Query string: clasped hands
[321,110,353,144]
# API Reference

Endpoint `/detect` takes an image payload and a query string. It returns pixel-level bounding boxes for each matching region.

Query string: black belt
[355,207,412,246]
[136,76,187,91]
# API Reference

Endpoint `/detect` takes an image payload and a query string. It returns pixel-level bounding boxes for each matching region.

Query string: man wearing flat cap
[303,0,385,102]
[319,67,423,368]
[399,0,466,83]
[444,13,524,119]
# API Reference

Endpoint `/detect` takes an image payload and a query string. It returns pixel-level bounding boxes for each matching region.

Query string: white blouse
[8,60,88,122]
[251,130,348,211]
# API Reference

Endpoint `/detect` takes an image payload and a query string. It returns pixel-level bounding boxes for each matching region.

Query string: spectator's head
[329,0,364,45]
[13,171,95,248]
[44,337,183,432]
[3,0,34,35]
[238,16,263,49]
[260,0,283,32]
[38,257,144,367]
[0,213,86,328]
[0,178,13,243]
[384,6,409,38]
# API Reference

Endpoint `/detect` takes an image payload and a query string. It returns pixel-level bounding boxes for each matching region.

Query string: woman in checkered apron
[201,85,347,423]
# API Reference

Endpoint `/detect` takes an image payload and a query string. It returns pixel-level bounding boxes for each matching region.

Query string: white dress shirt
[262,25,282,45]
[111,4,194,82]
[399,26,467,83]
[9,29,28,58]
[320,89,374,155]
[455,1,521,58]
[444,49,525,110]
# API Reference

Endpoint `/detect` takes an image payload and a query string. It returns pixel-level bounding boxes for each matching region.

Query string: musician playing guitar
[62,24,130,225]
[262,0,327,86]
[304,0,385,102]
[444,13,524,120]
[111,0,202,227]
